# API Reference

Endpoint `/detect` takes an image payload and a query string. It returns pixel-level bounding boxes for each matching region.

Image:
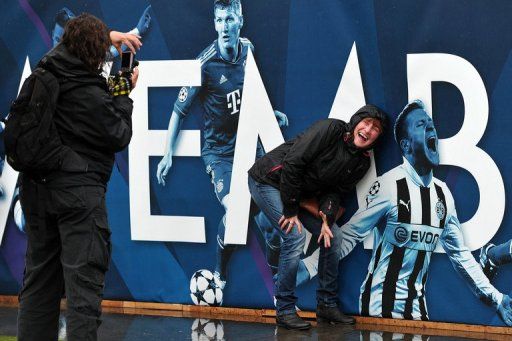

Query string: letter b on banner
[408,53,505,251]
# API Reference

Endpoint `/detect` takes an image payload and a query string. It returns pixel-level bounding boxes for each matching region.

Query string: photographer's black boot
[316,304,355,325]
[276,312,311,330]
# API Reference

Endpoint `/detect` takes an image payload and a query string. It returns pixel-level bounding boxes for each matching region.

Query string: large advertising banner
[0,0,511,328]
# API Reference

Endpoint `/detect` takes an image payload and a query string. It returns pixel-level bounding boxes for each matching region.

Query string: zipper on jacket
[267,164,283,175]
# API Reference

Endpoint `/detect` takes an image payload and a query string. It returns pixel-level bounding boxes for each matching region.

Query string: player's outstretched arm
[156,111,183,186]
[274,110,288,127]
[441,211,505,313]
[136,5,152,36]
[157,84,200,186]
[498,295,512,326]
[443,223,511,324]
[338,179,390,260]
[109,5,152,58]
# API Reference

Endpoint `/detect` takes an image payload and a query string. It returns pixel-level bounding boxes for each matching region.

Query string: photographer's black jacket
[40,44,133,185]
[248,105,386,227]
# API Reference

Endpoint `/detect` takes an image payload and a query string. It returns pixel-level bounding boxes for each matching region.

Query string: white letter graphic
[224,51,285,244]
[0,57,30,244]
[129,60,205,242]
[408,53,504,251]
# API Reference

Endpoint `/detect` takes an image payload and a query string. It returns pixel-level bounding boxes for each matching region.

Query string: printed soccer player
[330,100,512,324]
[480,240,512,280]
[358,331,429,341]
[155,0,287,289]
[52,6,152,71]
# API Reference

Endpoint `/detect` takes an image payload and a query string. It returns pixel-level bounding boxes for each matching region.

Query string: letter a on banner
[408,53,505,251]
[224,50,285,245]
[328,43,376,208]
[0,58,30,244]
[328,43,376,249]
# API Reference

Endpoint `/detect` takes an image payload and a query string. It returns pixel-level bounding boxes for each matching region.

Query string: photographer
[16,14,140,341]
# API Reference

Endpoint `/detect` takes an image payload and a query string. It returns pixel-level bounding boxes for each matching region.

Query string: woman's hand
[279,215,303,234]
[317,211,334,248]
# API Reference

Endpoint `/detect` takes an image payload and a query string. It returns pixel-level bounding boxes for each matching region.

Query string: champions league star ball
[190,269,223,306]
[191,318,225,341]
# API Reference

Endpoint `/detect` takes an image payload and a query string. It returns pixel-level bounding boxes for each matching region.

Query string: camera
[120,52,138,76]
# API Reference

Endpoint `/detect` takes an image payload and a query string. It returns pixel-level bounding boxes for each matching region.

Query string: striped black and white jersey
[339,158,503,320]
[359,331,429,341]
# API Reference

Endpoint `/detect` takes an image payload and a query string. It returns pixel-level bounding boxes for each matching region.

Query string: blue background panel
[0,0,510,327]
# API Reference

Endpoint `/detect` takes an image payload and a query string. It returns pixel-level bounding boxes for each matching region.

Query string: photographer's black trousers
[17,178,110,341]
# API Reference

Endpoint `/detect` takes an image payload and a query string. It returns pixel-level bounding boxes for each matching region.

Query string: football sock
[265,240,280,274]
[215,234,236,281]
[488,240,512,266]
[296,248,319,286]
[296,261,310,287]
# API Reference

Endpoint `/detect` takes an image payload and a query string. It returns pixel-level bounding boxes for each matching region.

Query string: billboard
[0,0,511,327]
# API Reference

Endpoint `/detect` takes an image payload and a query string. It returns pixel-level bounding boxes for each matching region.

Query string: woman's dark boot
[316,304,355,325]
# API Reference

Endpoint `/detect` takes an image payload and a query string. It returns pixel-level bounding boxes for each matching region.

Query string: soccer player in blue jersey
[332,100,512,324]
[156,0,287,289]
[52,6,151,69]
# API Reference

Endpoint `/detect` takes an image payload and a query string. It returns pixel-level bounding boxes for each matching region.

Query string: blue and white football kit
[174,38,256,202]
[173,38,278,278]
[339,158,503,320]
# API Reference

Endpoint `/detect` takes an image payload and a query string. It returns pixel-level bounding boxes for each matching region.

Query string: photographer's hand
[110,31,142,55]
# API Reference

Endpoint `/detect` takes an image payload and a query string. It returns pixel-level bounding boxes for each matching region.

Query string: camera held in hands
[120,52,138,77]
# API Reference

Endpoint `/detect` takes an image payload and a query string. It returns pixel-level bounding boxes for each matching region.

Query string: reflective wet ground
[0,307,508,340]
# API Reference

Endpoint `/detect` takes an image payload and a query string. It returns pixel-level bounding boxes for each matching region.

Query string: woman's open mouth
[358,132,368,142]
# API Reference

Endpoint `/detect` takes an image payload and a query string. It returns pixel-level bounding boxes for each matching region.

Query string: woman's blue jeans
[248,176,340,315]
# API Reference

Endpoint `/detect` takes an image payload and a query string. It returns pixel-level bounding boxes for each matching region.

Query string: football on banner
[190,269,223,306]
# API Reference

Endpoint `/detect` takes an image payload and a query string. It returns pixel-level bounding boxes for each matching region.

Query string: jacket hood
[346,104,388,150]
[39,43,102,80]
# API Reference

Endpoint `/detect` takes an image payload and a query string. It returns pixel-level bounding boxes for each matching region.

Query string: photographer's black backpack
[3,67,68,173]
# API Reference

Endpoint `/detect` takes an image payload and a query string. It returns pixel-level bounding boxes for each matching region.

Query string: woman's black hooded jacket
[248,104,386,227]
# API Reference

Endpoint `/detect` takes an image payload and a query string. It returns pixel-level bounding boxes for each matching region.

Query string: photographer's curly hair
[61,13,111,73]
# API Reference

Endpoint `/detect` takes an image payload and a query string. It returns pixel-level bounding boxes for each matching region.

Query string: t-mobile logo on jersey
[227,89,241,115]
